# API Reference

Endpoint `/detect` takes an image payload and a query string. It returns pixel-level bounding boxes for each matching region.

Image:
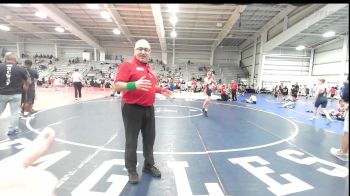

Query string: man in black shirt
[0,52,29,136]
[282,86,289,100]
[291,83,299,99]
[21,60,39,114]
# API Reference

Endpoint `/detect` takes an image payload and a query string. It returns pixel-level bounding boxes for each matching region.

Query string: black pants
[73,82,82,98]
[220,93,228,101]
[122,103,155,172]
[232,89,237,100]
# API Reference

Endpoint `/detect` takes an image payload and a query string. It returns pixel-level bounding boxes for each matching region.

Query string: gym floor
[0,87,348,196]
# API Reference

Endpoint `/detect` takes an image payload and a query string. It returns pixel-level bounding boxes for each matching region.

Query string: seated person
[328,99,348,121]
[217,84,229,101]
[245,95,257,104]
[282,96,297,109]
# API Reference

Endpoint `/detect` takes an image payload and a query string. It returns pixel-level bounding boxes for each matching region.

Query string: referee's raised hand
[136,75,152,91]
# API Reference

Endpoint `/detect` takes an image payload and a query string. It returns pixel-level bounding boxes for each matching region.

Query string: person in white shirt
[310,84,317,97]
[245,95,257,104]
[71,69,83,102]
[53,77,60,91]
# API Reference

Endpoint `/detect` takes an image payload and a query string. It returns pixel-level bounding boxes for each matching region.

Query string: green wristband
[127,82,136,91]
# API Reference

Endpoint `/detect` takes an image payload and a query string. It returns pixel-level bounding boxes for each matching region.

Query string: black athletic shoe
[128,171,139,184]
[202,108,208,117]
[143,165,161,177]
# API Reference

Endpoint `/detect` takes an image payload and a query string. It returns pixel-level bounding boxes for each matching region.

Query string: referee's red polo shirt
[115,57,158,106]
[231,82,237,90]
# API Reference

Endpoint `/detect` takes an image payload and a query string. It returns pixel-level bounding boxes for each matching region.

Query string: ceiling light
[113,28,121,35]
[55,26,65,33]
[5,4,22,7]
[100,11,111,19]
[35,11,47,19]
[216,23,222,27]
[323,31,335,38]
[0,24,10,31]
[171,30,177,38]
[170,15,177,26]
[296,45,305,51]
[167,4,179,13]
[87,4,99,9]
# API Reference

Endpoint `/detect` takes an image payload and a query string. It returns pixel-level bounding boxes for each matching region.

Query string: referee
[114,39,172,184]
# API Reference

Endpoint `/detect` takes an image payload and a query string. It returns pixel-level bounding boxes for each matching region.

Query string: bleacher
[213,63,247,85]
[50,63,88,78]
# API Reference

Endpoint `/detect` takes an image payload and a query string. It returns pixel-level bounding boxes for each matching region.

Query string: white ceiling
[0,3,348,53]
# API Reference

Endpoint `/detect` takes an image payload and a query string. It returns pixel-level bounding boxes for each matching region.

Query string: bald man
[0,52,29,136]
[114,39,172,184]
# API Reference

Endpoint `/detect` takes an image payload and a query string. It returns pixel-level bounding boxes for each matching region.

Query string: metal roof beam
[104,4,136,46]
[0,30,20,43]
[31,4,105,52]
[0,7,57,41]
[239,5,297,50]
[151,4,167,59]
[263,4,347,52]
[211,5,247,50]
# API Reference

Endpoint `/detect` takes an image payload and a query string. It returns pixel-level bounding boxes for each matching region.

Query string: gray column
[256,32,267,89]
[308,48,315,77]
[210,49,214,66]
[100,51,105,62]
[162,52,167,65]
[250,39,257,86]
[340,32,349,85]
[94,48,97,61]
[54,43,58,58]
[283,16,288,31]
[172,38,175,65]
[16,42,24,59]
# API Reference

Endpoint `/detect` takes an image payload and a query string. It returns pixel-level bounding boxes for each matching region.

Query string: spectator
[71,69,83,103]
[0,52,29,135]
[169,81,174,92]
[282,96,297,109]
[330,76,349,161]
[310,84,317,97]
[330,86,337,102]
[305,86,310,99]
[328,99,348,121]
[291,84,299,100]
[218,84,229,101]
[245,95,257,104]
[231,80,238,101]
[21,59,39,115]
